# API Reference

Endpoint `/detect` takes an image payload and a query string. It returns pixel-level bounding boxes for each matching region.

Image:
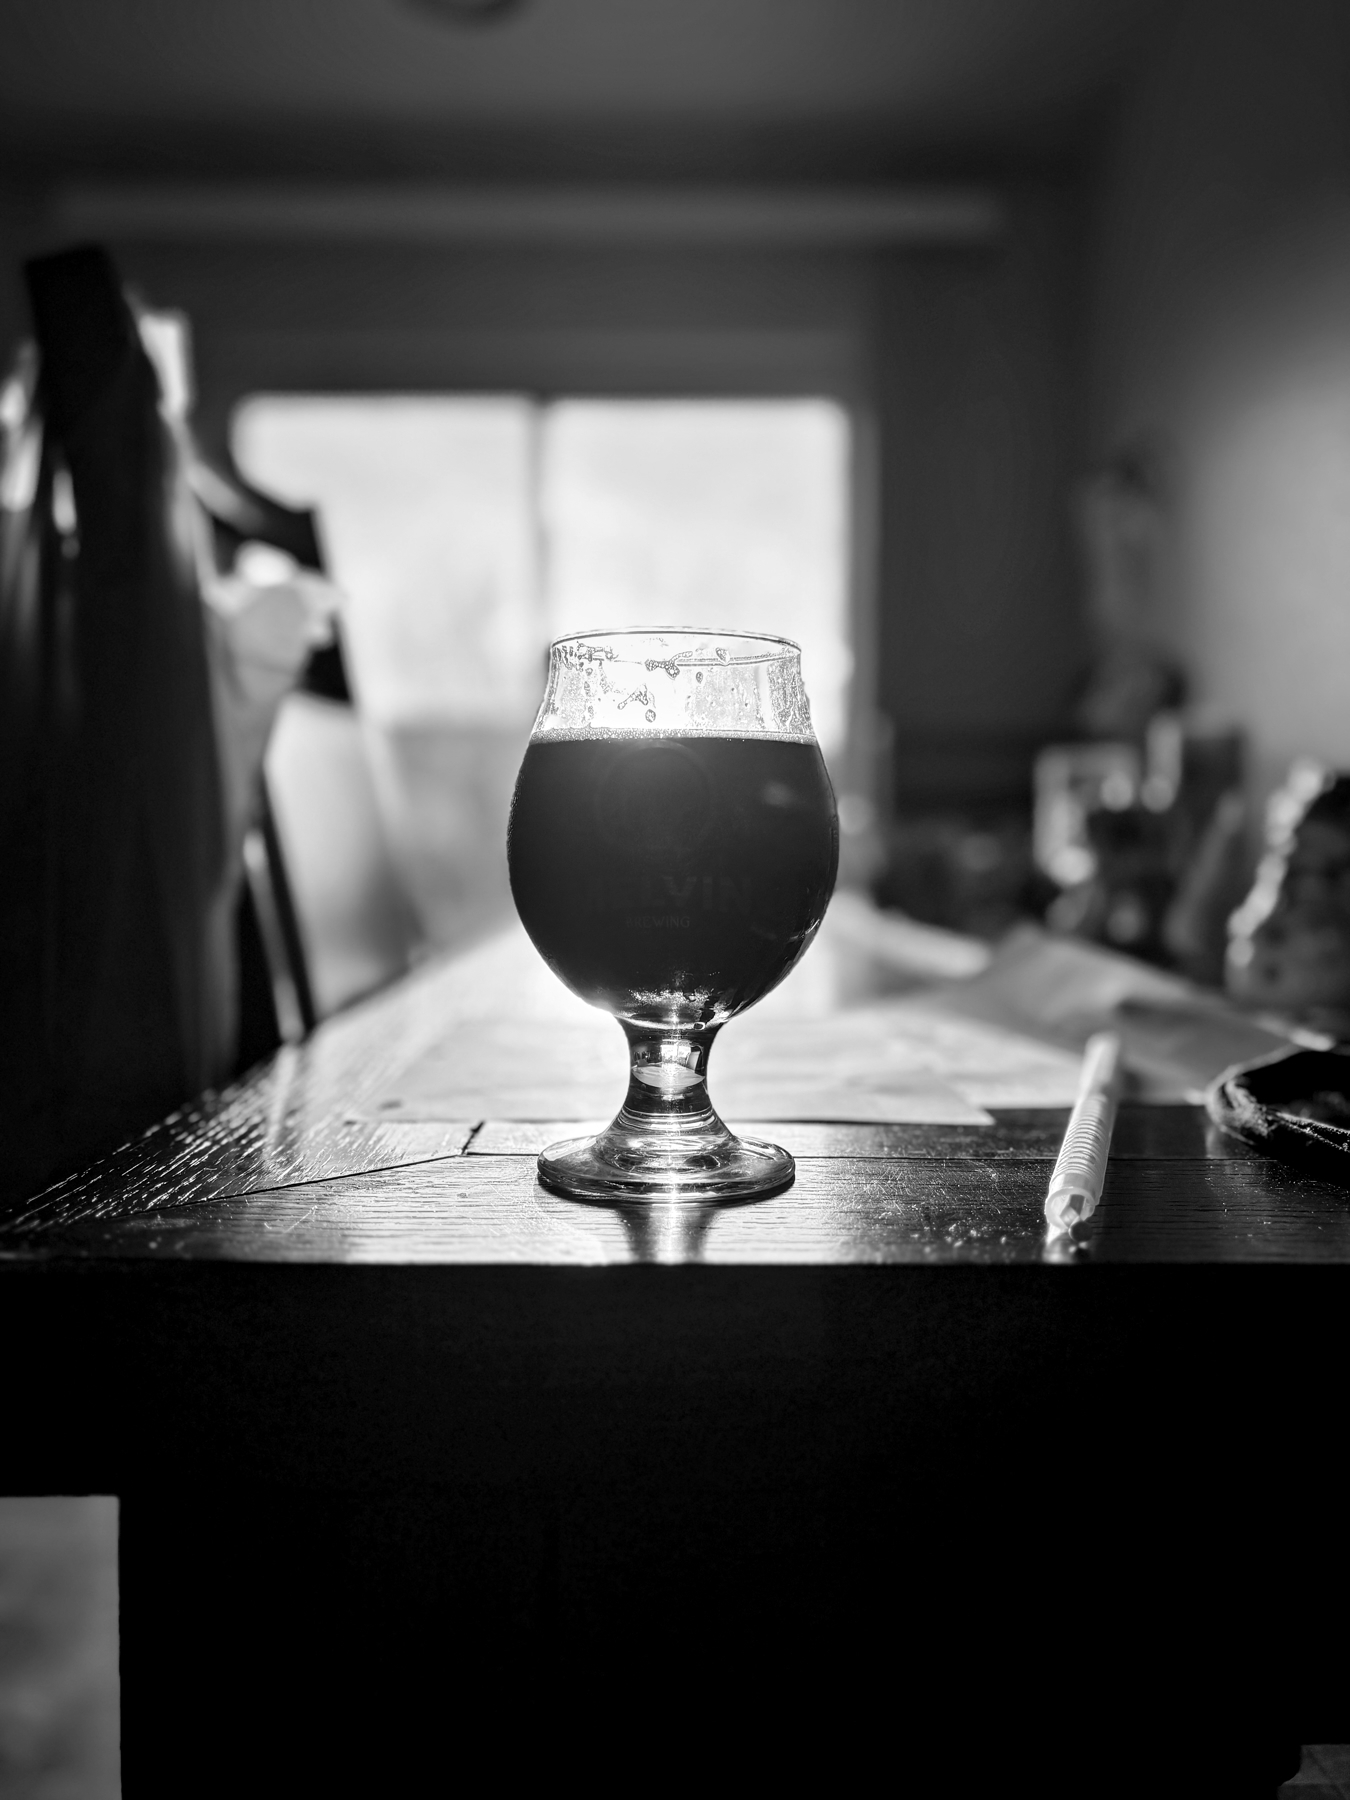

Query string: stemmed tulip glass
[507,628,838,1202]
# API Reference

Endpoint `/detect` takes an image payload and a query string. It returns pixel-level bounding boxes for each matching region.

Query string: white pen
[1044,1031,1123,1232]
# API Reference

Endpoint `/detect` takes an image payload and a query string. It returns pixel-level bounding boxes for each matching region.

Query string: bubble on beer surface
[533,630,815,743]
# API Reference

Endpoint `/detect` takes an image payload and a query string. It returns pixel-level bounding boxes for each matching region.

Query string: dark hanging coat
[0,245,228,1201]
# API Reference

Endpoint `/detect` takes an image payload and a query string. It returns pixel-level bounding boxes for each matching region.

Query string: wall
[69,232,885,807]
[1091,0,1350,795]
[74,216,1087,813]
[0,188,41,363]
[3,190,1085,818]
[878,187,1085,809]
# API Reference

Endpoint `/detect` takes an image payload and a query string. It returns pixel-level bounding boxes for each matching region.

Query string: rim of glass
[550,625,802,663]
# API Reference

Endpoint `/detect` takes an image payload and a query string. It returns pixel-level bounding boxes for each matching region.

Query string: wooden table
[1,917,1343,1782]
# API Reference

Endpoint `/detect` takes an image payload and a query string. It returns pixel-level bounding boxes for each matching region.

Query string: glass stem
[616,1023,723,1135]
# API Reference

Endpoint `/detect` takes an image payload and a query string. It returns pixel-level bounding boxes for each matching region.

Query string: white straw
[1044,1031,1122,1232]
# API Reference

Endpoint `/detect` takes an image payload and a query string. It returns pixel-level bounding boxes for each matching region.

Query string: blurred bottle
[1035,718,1246,975]
[1161,788,1249,985]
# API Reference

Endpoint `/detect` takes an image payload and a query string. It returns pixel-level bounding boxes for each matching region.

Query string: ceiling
[0,0,1169,181]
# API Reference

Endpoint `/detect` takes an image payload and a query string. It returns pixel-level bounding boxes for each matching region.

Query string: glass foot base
[537,1116,794,1203]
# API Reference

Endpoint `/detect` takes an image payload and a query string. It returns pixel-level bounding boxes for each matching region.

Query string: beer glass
[508,628,838,1201]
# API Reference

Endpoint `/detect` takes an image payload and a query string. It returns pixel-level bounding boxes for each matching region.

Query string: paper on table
[716,1003,1074,1117]
[364,1013,996,1125]
[354,914,1097,1127]
[931,924,1296,1100]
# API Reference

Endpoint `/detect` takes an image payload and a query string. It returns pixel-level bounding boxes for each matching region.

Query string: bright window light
[234,393,851,757]
[233,393,853,949]
[234,395,542,728]
[541,399,851,759]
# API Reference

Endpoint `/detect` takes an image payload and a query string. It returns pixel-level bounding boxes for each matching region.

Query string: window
[234,396,542,730]
[539,400,850,761]
[233,394,852,948]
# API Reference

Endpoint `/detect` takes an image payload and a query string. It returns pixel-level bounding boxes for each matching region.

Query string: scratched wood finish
[3,921,1349,1265]
[8,959,485,1224]
[4,1110,1350,1263]
[12,1067,474,1227]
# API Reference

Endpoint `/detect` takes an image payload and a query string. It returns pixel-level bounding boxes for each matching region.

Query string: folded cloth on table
[1207,1045,1350,1186]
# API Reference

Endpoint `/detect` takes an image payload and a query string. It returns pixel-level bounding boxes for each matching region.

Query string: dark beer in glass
[508,629,838,1201]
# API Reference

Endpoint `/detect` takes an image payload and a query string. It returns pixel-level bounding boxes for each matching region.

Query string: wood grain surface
[2,912,1348,1263]
[6,1117,1350,1264]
